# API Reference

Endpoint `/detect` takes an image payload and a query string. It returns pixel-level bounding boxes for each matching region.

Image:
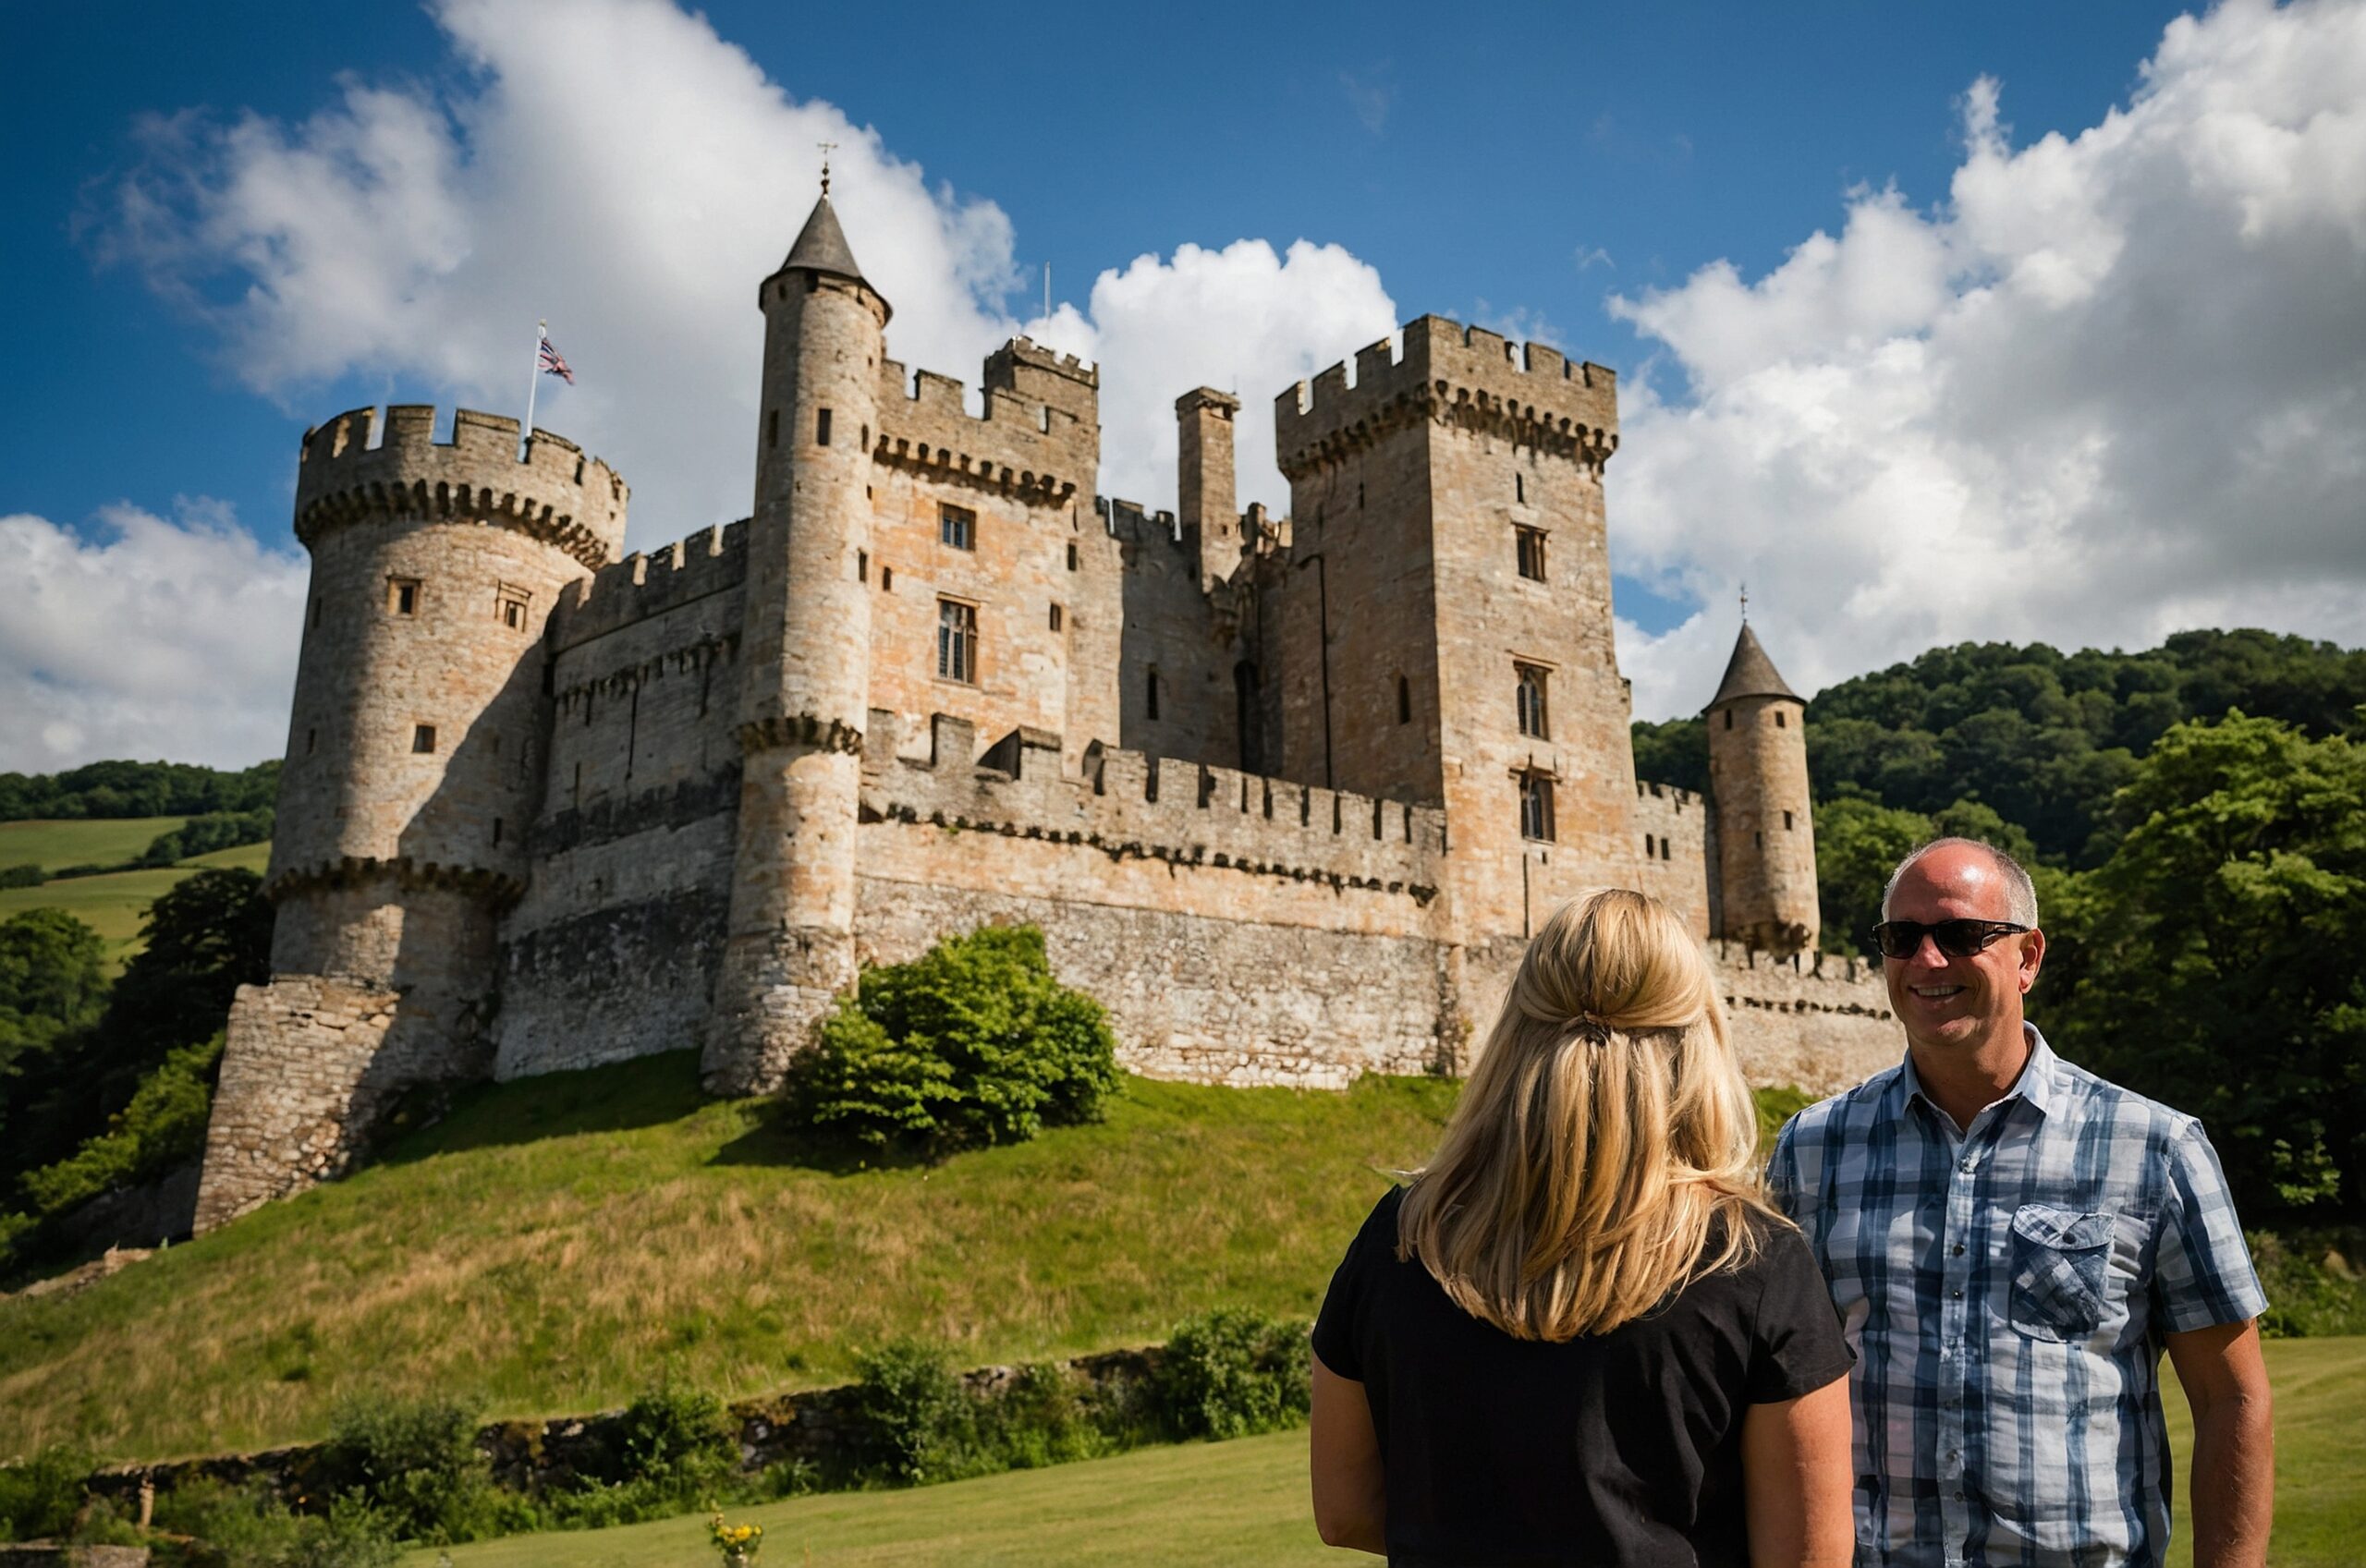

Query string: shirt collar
[1894,1020,2057,1124]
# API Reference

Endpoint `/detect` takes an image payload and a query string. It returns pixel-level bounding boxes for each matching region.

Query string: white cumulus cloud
[0,504,307,772]
[87,0,1392,541]
[1610,0,2366,720]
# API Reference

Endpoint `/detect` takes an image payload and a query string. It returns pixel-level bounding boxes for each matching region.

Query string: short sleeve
[2153,1121,2269,1333]
[1311,1197,1384,1381]
[1744,1221,1853,1404]
[1763,1111,1833,1263]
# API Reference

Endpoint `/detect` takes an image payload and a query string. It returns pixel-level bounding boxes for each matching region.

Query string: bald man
[1767,838,2274,1567]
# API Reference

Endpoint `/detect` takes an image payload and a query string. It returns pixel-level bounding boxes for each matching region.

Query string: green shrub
[319,1394,503,1544]
[611,1383,734,1488]
[1153,1307,1311,1440]
[974,1363,1118,1471]
[18,1034,223,1218]
[0,863,41,890]
[1752,1084,1815,1150]
[0,1442,91,1542]
[2251,1229,2366,1338]
[787,925,1119,1155]
[848,1341,971,1484]
[151,1478,398,1568]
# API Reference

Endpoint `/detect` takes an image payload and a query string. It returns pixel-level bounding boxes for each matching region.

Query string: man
[1767,838,2274,1566]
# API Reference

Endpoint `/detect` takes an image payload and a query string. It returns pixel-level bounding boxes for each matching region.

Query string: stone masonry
[194,191,1890,1230]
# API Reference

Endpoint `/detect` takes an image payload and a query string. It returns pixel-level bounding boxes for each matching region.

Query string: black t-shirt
[1311,1185,1851,1567]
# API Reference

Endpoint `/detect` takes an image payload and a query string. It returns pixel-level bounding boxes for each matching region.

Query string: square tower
[1273,318,1635,941]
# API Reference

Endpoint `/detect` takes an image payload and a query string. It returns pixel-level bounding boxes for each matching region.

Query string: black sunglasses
[1868,918,2031,960]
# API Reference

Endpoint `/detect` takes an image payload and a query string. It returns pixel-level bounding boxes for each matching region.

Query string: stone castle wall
[197,287,1883,1232]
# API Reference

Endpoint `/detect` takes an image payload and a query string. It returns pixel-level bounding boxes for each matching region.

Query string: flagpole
[523,318,546,456]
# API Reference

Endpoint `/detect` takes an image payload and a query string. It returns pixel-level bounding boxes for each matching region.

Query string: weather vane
[1739,581,1750,623]
[818,141,837,196]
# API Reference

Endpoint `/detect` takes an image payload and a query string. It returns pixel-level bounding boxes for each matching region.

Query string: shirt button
[1959,1158,1976,1173]
[1951,1288,1964,1299]
[1951,1243,1967,1256]
[1955,1489,1967,1501]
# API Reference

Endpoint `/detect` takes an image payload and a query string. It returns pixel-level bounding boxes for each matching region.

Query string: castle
[194,195,1896,1231]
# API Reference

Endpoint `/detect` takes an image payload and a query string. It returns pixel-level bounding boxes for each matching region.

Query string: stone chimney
[1176,387,1241,591]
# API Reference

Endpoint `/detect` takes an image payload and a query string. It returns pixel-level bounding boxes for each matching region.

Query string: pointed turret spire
[1708,621,1800,709]
[767,159,890,322]
[781,194,868,287]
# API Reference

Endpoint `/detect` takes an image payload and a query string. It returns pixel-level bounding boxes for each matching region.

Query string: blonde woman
[1310,889,1854,1565]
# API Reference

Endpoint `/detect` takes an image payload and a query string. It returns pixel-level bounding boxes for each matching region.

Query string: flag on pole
[537,333,576,384]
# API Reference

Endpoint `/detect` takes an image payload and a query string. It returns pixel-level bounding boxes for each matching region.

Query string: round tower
[271,405,628,1072]
[1705,622,1820,954]
[705,188,888,1095]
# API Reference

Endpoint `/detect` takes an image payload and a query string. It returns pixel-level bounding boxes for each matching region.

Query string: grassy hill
[0,823,269,960]
[413,1337,2366,1568]
[0,1052,1458,1462]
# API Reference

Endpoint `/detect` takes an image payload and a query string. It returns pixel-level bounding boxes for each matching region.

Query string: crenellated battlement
[1274,315,1620,480]
[549,519,749,654]
[861,712,1446,904]
[874,340,1096,508]
[295,406,629,571]
[984,335,1099,426]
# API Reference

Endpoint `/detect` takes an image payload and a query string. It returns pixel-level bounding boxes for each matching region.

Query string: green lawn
[0,1055,1458,1461]
[411,1338,2363,1568]
[0,834,270,959]
[416,1429,1334,1568]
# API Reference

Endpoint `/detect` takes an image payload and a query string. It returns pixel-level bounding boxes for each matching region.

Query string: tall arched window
[1516,663,1550,739]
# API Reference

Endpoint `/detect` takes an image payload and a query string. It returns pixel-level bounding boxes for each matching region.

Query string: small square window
[1067,541,1079,571]
[412,723,437,754]
[390,578,421,615]
[816,407,833,446]
[499,590,530,629]
[941,503,976,551]
[1515,527,1547,582]
[1049,602,1064,632]
[1518,772,1556,842]
[937,599,978,683]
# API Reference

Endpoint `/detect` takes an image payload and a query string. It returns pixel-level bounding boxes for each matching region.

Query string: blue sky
[6,0,2363,768]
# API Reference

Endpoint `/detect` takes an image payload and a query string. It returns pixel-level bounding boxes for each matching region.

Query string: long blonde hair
[1396,888,1780,1340]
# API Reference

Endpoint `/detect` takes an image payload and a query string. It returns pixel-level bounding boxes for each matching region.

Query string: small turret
[706,187,890,1095]
[1706,621,1819,954]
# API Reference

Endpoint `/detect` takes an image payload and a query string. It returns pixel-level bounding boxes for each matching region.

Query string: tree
[0,868,272,1187]
[2045,712,2366,1219]
[1813,793,1933,956]
[0,909,109,1084]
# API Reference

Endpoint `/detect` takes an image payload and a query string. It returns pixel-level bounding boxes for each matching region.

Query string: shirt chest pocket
[2006,1203,2115,1342]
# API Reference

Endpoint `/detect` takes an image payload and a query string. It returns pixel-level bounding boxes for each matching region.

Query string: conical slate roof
[775,191,871,280]
[1708,623,1801,708]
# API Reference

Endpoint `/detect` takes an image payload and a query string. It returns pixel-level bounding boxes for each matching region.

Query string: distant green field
[0,816,189,875]
[0,831,271,960]
[410,1338,2364,1568]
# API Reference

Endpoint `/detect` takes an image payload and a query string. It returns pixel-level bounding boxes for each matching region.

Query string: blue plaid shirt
[1766,1024,2265,1567]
